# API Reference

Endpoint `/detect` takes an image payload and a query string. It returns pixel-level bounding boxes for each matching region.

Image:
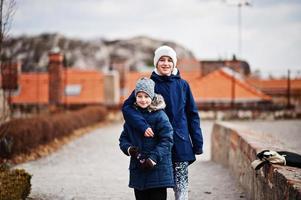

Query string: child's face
[156,56,174,76]
[136,91,152,108]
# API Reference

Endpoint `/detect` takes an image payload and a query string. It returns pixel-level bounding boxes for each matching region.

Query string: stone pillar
[103,70,120,106]
[48,49,64,105]
[110,59,129,102]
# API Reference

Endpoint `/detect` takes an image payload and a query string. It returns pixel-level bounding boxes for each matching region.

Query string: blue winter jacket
[119,105,174,190]
[122,71,203,164]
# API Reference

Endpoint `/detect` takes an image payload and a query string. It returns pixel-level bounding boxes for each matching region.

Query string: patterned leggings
[173,161,189,200]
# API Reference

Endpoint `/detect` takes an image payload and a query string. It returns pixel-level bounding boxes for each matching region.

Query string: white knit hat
[153,45,177,67]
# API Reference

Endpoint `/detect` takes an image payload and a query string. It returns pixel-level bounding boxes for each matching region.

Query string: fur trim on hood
[148,94,166,112]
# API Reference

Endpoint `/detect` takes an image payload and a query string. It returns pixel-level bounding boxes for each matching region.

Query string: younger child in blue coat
[119,77,174,200]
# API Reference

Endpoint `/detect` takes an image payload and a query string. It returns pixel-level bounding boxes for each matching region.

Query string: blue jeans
[173,162,189,200]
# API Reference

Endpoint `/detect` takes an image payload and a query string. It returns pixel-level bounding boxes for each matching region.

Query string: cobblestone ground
[18,121,246,200]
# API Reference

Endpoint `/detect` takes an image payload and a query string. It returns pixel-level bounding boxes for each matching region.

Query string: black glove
[140,158,155,170]
[128,146,140,158]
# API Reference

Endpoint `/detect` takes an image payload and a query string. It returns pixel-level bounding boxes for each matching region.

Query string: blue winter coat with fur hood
[119,94,174,190]
[122,70,203,164]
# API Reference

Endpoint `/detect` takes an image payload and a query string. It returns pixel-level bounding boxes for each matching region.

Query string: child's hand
[144,127,154,137]
[140,158,156,170]
[128,146,140,158]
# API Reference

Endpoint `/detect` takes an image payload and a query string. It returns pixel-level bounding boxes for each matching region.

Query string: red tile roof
[11,73,49,104]
[122,69,271,103]
[246,78,301,95]
[188,68,271,103]
[11,69,104,105]
[9,67,273,106]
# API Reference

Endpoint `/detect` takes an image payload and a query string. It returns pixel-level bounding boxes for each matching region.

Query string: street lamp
[223,0,251,58]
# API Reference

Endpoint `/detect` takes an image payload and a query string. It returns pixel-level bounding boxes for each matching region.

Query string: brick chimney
[1,61,21,90]
[48,48,64,105]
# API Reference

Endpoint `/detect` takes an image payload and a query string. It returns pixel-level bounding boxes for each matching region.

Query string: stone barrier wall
[211,122,301,200]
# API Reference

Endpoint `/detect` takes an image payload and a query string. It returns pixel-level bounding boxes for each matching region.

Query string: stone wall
[211,122,301,200]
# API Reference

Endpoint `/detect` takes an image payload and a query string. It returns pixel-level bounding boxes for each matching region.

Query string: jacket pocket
[173,133,194,157]
[174,129,190,142]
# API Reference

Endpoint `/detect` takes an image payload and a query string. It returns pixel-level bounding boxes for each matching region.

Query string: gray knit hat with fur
[135,77,155,99]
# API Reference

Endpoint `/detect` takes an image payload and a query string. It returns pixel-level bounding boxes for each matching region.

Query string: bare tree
[0,0,16,161]
[0,0,16,124]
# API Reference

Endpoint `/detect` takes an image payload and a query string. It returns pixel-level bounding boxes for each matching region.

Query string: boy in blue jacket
[122,46,203,200]
[119,77,174,200]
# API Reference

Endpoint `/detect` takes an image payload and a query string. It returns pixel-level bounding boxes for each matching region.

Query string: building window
[65,84,82,96]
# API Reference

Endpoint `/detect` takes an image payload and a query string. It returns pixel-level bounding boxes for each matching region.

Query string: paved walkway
[18,121,246,200]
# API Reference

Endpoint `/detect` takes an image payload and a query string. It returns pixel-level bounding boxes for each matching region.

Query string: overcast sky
[10,0,301,77]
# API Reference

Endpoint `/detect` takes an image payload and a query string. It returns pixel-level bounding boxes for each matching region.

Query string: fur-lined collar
[148,94,166,112]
